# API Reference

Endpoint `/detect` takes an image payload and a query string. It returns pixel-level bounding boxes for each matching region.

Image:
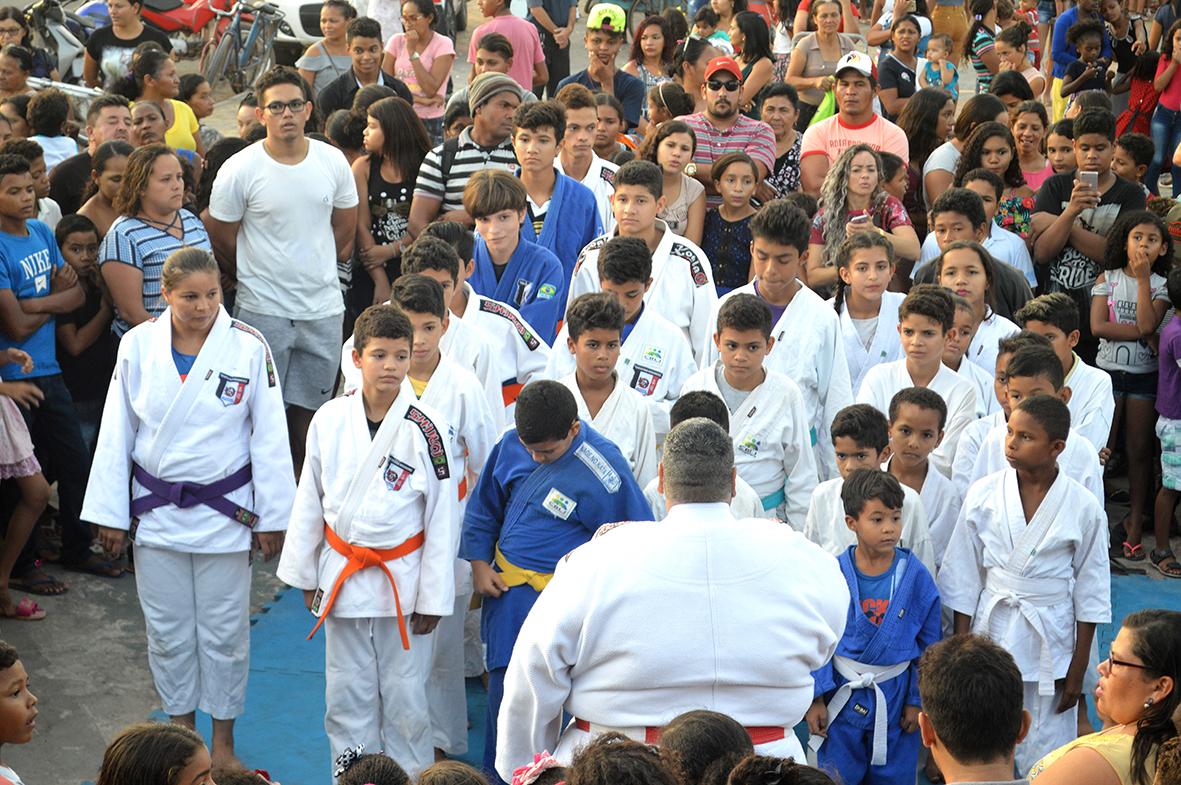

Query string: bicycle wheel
[202,29,235,90]
[627,0,659,33]
[238,18,278,90]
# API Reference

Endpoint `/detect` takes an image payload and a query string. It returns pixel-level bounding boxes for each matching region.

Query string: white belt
[979,570,1071,696]
[807,655,910,766]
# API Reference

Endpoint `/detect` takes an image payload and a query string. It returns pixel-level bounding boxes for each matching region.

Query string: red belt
[573,718,785,746]
[307,524,425,648]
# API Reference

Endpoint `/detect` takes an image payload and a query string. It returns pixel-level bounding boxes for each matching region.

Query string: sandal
[1122,541,1146,561]
[62,554,123,579]
[10,567,68,596]
[1150,548,1181,579]
[0,597,45,621]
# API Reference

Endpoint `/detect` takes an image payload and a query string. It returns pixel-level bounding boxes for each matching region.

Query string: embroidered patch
[641,344,664,365]
[537,283,557,300]
[404,405,451,480]
[383,456,415,491]
[216,373,249,406]
[128,517,139,542]
[572,237,607,276]
[629,364,663,397]
[737,435,761,457]
[231,320,276,386]
[310,588,324,614]
[513,278,534,307]
[574,441,622,493]
[671,242,710,288]
[478,299,541,350]
[600,166,616,185]
[542,487,577,520]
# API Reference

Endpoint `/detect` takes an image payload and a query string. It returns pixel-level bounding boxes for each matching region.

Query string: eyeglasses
[1107,655,1152,671]
[263,99,307,115]
[707,79,741,92]
[0,26,23,35]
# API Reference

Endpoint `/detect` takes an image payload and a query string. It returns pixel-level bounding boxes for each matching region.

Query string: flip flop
[1150,548,1181,579]
[10,570,68,596]
[1,597,45,621]
[1122,541,1146,561]
[62,555,124,579]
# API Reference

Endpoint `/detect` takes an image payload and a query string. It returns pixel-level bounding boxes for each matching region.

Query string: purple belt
[130,463,259,529]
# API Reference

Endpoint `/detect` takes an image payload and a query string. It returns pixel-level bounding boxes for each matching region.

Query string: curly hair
[660,710,752,785]
[567,732,678,785]
[818,143,886,267]
[637,118,696,166]
[725,755,835,785]
[1103,209,1174,276]
[953,121,1027,190]
[1123,610,1181,785]
[113,143,181,217]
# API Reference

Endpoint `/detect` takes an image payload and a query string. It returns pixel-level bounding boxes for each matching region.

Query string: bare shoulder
[1029,744,1121,785]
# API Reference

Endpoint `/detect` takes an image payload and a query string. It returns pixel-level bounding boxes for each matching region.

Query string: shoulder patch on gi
[478,300,541,350]
[572,235,609,276]
[600,166,615,185]
[537,283,557,300]
[230,319,277,387]
[574,441,622,493]
[404,405,451,480]
[670,242,710,288]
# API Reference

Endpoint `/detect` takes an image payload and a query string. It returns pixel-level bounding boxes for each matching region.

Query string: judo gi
[955,356,1002,419]
[276,391,459,776]
[471,234,566,344]
[857,361,978,479]
[82,307,295,721]
[495,502,850,780]
[556,153,618,236]
[547,303,698,439]
[569,222,717,365]
[453,282,551,410]
[521,170,603,307]
[966,311,1020,377]
[938,469,1111,774]
[802,477,937,575]
[404,358,500,757]
[968,426,1103,505]
[1064,353,1115,456]
[643,474,764,520]
[558,374,659,486]
[810,547,942,785]
[681,363,818,526]
[459,422,653,778]
[831,291,905,395]
[704,282,854,480]
[951,411,1005,499]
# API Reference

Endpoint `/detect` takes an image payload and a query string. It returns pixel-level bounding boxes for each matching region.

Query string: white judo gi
[547,305,698,440]
[952,411,1006,499]
[966,311,1020,377]
[557,154,618,236]
[495,502,850,780]
[802,476,937,575]
[857,360,978,479]
[703,282,854,480]
[938,469,1110,775]
[830,290,904,395]
[1065,354,1115,455]
[955,356,1002,418]
[82,307,295,720]
[406,357,499,757]
[558,374,659,487]
[569,222,718,365]
[276,391,459,776]
[681,364,818,526]
[643,475,764,520]
[968,425,1103,505]
[453,283,551,413]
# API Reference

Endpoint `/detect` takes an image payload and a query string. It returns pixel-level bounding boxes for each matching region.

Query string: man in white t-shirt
[205,66,358,474]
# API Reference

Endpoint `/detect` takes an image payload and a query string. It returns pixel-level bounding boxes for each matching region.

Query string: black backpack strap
[439,136,461,184]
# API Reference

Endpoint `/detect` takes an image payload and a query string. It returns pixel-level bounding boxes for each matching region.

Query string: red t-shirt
[797,0,859,33]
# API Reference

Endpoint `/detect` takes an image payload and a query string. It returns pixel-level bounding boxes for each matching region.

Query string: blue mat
[162,570,1181,785]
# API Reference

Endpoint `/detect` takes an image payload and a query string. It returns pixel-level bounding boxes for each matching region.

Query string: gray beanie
[468,72,523,113]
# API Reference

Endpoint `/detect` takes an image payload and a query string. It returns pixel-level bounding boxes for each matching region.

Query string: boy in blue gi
[805,468,942,785]
[459,379,652,782]
[465,170,566,344]
[512,100,602,305]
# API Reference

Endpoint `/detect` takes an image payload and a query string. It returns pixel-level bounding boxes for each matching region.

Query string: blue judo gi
[520,170,603,311]
[471,234,566,346]
[458,421,653,783]
[811,546,942,785]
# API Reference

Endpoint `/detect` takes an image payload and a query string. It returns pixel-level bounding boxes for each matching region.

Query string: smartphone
[850,213,871,225]
[1080,171,1099,190]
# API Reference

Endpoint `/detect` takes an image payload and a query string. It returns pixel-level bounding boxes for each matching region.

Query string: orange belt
[307,524,425,648]
[573,719,785,746]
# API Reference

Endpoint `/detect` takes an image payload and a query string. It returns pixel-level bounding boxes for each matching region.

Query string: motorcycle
[24,0,94,83]
[75,0,238,58]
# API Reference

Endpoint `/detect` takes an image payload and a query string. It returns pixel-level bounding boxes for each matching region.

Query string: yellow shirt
[163,99,199,152]
[409,376,428,398]
[1029,728,1154,785]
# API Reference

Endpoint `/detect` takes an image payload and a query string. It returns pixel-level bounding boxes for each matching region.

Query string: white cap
[834,50,874,78]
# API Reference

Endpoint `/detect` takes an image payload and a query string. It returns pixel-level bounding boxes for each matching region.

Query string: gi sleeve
[414,410,460,617]
[782,383,819,530]
[275,410,328,591]
[1072,500,1112,625]
[936,487,986,618]
[459,436,511,563]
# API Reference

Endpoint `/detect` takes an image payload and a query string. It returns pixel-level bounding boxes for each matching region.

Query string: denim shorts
[1108,369,1159,400]
[1037,0,1054,23]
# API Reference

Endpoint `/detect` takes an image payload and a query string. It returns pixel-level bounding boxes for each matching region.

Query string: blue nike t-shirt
[0,220,66,380]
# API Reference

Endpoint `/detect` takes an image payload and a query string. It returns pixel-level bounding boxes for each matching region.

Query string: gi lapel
[333,393,410,542]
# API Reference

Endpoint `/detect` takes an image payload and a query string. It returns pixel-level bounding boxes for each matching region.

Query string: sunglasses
[707,79,741,92]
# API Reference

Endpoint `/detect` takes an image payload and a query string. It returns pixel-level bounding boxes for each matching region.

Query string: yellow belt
[494,546,553,592]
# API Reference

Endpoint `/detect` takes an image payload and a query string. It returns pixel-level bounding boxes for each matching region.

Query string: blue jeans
[1149,104,1181,197]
